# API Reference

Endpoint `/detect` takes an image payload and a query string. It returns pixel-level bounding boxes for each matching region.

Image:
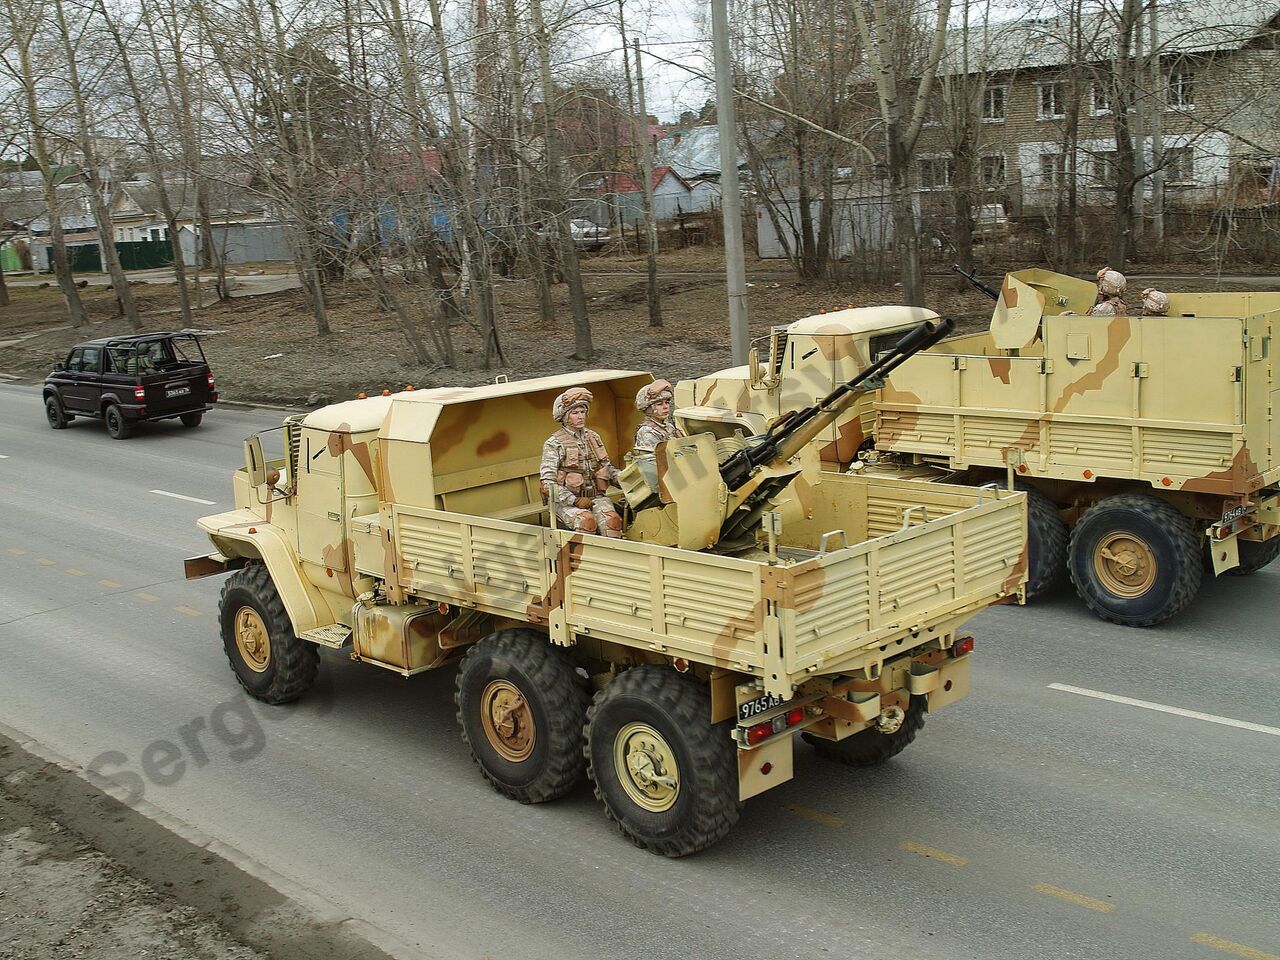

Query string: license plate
[165,385,190,398]
[738,692,785,723]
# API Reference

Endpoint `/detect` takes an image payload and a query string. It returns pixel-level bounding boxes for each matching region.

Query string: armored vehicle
[43,332,217,439]
[680,268,1280,627]
[187,321,1028,856]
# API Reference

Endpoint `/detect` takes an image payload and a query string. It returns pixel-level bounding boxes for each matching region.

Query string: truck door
[295,427,349,574]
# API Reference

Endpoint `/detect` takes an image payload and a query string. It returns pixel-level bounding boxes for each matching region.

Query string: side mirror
[243,436,267,486]
[747,346,762,387]
[52,361,66,372]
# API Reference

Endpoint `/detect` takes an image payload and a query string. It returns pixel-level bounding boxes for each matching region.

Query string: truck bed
[353,473,1026,698]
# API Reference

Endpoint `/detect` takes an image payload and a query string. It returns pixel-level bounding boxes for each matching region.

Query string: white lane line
[149,489,215,505]
[1049,683,1280,737]
[0,454,9,459]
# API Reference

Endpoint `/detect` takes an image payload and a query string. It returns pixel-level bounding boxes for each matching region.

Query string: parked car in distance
[43,332,218,440]
[973,204,1009,242]
[568,218,610,251]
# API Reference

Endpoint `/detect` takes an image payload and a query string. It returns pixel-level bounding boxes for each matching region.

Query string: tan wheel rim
[1094,531,1158,598]
[234,606,271,673]
[614,722,680,812]
[480,680,536,762]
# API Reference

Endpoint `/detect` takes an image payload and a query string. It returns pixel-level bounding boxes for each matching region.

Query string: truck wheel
[45,395,71,429]
[104,404,134,440]
[180,412,204,428]
[1069,494,1202,627]
[1228,537,1280,576]
[802,695,926,766]
[584,666,740,857]
[1022,484,1069,600]
[455,629,590,804]
[218,564,319,703]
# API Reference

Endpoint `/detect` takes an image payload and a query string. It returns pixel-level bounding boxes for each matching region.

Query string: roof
[788,305,941,336]
[938,0,1280,75]
[594,165,687,195]
[78,332,203,347]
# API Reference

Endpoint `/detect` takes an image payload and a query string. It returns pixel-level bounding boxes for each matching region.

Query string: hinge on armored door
[1230,366,1242,383]
[1132,362,1149,378]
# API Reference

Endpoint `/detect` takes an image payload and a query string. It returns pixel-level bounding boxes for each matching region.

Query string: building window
[1165,146,1194,183]
[1038,82,1066,120]
[1039,153,1066,192]
[983,86,1007,123]
[1091,82,1112,115]
[1168,68,1194,110]
[981,154,1007,188]
[917,156,953,190]
[1092,150,1119,187]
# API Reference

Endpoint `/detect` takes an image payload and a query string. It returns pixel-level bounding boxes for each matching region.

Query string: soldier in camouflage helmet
[1089,267,1129,316]
[633,379,685,453]
[540,387,623,537]
[1141,287,1170,316]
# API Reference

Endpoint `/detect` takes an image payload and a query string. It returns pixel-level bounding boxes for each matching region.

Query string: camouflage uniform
[1088,267,1129,316]
[540,387,623,537]
[633,379,685,453]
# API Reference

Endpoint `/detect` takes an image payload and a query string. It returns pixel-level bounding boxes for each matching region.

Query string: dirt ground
[0,734,393,960]
[0,248,997,406]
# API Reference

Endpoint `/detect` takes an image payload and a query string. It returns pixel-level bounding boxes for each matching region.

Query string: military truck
[679,268,1280,627]
[187,321,1028,856]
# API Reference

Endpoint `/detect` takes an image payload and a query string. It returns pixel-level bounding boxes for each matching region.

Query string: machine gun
[952,264,999,301]
[621,316,955,552]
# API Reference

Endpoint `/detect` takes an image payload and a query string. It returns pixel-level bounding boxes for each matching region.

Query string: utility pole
[1149,0,1165,244]
[633,39,662,327]
[711,0,749,364]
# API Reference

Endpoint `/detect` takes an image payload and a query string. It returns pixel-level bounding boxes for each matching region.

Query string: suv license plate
[738,692,785,723]
[166,385,190,398]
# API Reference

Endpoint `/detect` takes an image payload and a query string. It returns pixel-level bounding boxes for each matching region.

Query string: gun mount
[620,317,956,552]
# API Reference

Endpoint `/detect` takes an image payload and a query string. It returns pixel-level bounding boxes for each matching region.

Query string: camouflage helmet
[635,379,674,414]
[552,386,593,422]
[1141,287,1170,316]
[1096,267,1127,298]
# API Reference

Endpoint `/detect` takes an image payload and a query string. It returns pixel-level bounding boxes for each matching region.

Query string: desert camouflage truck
[186,321,1028,856]
[681,268,1280,628]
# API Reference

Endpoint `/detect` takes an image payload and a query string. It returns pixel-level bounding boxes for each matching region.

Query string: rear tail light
[207,373,216,389]
[745,704,809,745]
[952,636,975,657]
[133,386,146,401]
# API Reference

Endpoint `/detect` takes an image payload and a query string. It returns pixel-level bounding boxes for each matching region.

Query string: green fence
[43,239,173,273]
[0,244,20,272]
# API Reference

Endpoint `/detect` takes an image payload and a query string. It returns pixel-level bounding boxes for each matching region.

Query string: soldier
[633,379,685,453]
[1141,287,1170,316]
[540,387,623,537]
[1088,267,1129,316]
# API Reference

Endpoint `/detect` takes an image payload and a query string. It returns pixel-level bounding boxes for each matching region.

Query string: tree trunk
[889,139,924,305]
[0,259,9,307]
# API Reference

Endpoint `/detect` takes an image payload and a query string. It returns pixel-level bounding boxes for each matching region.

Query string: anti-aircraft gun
[619,316,956,551]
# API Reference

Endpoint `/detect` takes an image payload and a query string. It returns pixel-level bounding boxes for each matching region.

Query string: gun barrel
[951,263,1000,301]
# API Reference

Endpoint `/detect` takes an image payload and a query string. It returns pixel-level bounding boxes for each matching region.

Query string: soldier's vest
[646,417,683,443]
[554,427,612,496]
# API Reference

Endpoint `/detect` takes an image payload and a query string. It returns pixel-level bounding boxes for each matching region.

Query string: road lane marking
[1049,684,1280,738]
[1033,883,1114,913]
[0,454,9,458]
[1191,933,1280,960]
[174,605,202,617]
[64,568,86,576]
[902,841,967,866]
[36,558,55,566]
[98,579,121,588]
[135,592,161,602]
[785,804,844,828]
[149,489,216,505]
[6,548,24,556]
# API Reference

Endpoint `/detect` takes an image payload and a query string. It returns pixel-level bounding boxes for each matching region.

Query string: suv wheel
[180,412,203,428]
[104,404,134,440]
[45,395,71,429]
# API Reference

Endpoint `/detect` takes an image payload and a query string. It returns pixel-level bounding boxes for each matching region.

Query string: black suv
[43,332,219,439]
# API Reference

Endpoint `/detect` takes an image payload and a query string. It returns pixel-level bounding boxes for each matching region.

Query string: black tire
[455,629,590,804]
[802,695,926,766]
[180,411,204,428]
[45,395,70,429]
[585,666,740,857]
[218,564,319,703]
[104,404,134,440]
[1227,537,1280,576]
[1068,494,1202,627]
[1021,484,1069,600]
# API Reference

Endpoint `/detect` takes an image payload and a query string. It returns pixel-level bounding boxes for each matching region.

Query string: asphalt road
[1,383,1277,960]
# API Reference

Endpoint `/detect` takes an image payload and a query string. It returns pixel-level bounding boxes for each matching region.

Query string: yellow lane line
[1191,933,1280,960]
[174,606,202,617]
[98,579,121,588]
[135,592,161,602]
[6,548,25,556]
[1033,883,1115,913]
[64,568,86,576]
[785,804,845,828]
[902,841,968,866]
[36,558,56,566]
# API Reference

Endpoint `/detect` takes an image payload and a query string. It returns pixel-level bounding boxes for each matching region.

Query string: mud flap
[1209,533,1241,576]
[738,734,794,802]
[908,654,971,712]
